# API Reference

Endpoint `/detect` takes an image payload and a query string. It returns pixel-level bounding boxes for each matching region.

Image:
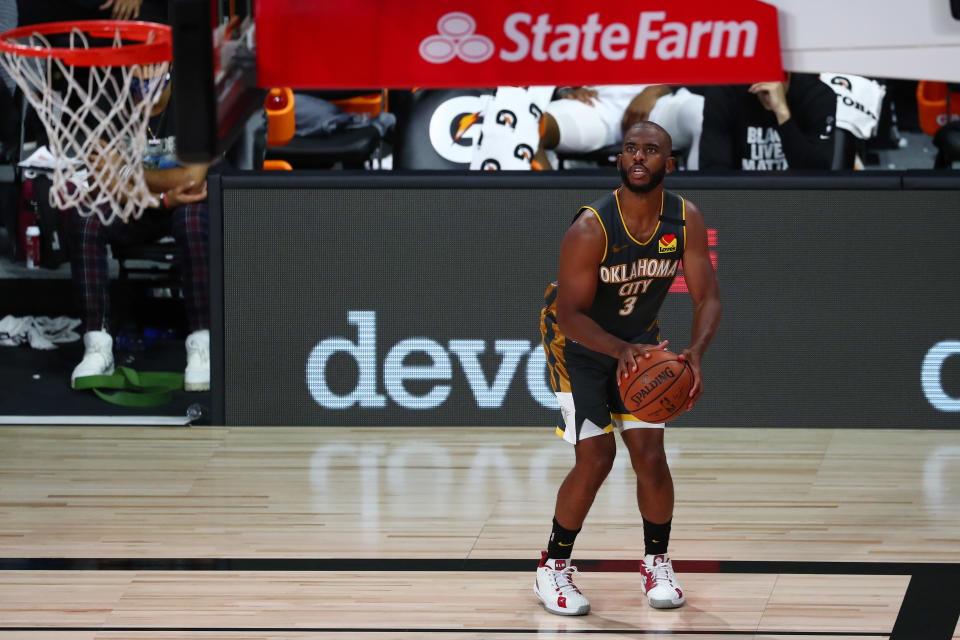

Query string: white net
[0,25,170,225]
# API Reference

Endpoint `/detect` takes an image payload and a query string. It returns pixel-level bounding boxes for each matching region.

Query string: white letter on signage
[531,13,553,61]
[580,13,602,61]
[657,22,688,60]
[709,20,758,58]
[526,347,559,409]
[922,341,960,412]
[450,339,530,408]
[600,23,630,60]
[306,310,386,409]
[384,338,452,409]
[633,11,665,60]
[501,13,531,62]
[550,23,580,61]
[687,21,712,58]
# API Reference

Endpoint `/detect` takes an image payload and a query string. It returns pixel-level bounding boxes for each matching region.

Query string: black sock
[643,517,671,556]
[546,517,581,560]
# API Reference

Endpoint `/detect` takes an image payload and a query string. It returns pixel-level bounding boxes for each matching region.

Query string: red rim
[0,20,171,67]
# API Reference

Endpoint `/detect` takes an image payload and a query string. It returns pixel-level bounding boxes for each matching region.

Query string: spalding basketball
[618,349,693,423]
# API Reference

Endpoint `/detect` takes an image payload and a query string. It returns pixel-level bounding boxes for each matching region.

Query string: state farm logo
[421,10,760,65]
[420,12,495,63]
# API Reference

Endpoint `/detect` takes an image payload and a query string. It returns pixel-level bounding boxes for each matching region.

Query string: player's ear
[616,153,623,170]
[665,155,676,175]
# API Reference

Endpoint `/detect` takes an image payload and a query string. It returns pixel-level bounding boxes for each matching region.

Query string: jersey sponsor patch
[658,234,677,253]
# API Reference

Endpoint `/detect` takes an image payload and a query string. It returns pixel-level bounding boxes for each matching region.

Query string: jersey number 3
[619,296,637,316]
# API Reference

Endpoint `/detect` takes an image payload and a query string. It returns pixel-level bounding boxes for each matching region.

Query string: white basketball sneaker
[534,551,590,616]
[184,329,210,391]
[71,330,114,388]
[640,553,685,609]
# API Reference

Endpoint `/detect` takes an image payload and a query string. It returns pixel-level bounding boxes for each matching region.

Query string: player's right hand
[616,340,669,382]
[165,180,208,208]
[562,87,599,106]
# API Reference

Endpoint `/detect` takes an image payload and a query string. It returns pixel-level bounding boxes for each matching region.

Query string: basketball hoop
[0,20,172,225]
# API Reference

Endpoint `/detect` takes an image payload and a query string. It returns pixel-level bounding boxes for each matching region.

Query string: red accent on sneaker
[539,550,549,567]
[554,559,566,570]
[557,595,567,608]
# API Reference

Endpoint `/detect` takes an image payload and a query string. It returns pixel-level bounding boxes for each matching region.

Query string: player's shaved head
[625,121,673,155]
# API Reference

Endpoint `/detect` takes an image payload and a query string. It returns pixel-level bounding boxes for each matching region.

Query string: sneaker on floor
[640,553,685,609]
[184,329,210,391]
[71,330,114,388]
[534,551,590,616]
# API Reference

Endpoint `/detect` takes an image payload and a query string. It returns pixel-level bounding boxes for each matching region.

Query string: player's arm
[678,200,722,410]
[89,143,208,207]
[556,210,668,380]
[144,164,208,196]
[621,85,672,134]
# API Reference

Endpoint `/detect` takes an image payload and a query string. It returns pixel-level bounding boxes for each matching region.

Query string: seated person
[69,66,210,391]
[698,72,837,171]
[533,84,705,169]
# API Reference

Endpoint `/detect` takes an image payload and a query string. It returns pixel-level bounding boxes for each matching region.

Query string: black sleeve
[698,86,738,170]
[779,74,837,170]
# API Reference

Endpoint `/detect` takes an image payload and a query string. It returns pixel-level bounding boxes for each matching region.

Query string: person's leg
[68,207,171,385]
[648,88,704,170]
[553,432,617,531]
[170,202,209,333]
[68,209,115,385]
[69,209,112,334]
[621,428,673,525]
[534,99,611,170]
[535,432,613,617]
[621,426,685,609]
[170,202,209,391]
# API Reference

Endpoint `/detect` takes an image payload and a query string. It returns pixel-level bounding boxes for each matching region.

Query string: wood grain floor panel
[0,425,956,637]
[0,571,907,634]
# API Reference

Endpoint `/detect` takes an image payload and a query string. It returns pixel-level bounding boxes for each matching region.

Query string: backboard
[170,0,259,164]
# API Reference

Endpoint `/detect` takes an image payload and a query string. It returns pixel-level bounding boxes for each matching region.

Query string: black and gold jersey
[579,188,686,341]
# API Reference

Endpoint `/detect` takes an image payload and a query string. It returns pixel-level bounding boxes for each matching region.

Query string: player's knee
[630,448,668,478]
[576,441,616,479]
[540,112,560,149]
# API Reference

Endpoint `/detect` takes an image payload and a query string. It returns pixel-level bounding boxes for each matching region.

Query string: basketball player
[536,121,722,614]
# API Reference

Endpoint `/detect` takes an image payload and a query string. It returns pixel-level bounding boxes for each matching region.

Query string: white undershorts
[555,391,664,446]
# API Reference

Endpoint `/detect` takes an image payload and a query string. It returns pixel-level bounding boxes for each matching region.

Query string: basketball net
[0,23,170,225]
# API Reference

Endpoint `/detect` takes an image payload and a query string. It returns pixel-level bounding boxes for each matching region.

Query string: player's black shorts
[540,283,665,445]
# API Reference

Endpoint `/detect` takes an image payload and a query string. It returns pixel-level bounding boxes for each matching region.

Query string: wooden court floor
[0,426,958,640]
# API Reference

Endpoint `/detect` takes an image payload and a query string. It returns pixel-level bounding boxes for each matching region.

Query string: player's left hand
[100,0,142,20]
[615,340,669,382]
[677,348,703,411]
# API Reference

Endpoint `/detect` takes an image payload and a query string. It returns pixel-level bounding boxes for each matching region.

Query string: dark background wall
[217,173,960,428]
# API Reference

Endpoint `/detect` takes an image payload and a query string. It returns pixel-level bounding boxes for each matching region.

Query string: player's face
[617,127,673,194]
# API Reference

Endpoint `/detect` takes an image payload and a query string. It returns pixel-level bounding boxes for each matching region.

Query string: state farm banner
[256,1,783,88]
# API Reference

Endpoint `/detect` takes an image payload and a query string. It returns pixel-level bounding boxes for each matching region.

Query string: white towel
[0,315,82,350]
[820,73,887,140]
[470,86,555,170]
